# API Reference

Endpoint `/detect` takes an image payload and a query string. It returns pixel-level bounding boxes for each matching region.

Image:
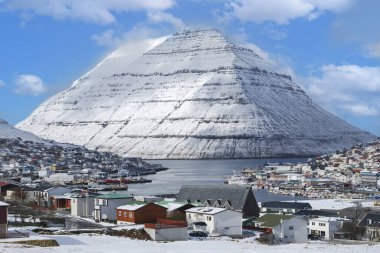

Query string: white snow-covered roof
[309,217,349,222]
[156,201,189,211]
[117,202,147,211]
[186,207,228,215]
[0,201,9,207]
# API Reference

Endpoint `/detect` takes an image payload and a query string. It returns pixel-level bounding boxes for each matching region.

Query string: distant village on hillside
[0,136,379,244]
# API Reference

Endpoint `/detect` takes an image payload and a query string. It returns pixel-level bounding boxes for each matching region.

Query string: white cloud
[340,104,378,116]
[1,0,176,25]
[147,11,184,29]
[91,30,120,46]
[303,64,380,117]
[227,0,355,24]
[91,25,165,47]
[366,42,380,58]
[14,74,47,96]
[0,80,5,88]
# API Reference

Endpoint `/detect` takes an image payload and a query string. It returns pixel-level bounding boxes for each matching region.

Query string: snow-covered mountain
[17,29,376,159]
[0,119,46,143]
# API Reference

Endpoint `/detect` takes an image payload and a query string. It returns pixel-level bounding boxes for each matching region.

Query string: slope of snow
[0,233,377,253]
[17,29,376,159]
[0,119,45,143]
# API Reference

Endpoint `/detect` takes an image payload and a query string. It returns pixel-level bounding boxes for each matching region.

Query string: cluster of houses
[0,138,165,187]
[231,140,380,199]
[0,181,380,242]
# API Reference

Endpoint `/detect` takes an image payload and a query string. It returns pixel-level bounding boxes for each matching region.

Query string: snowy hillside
[17,29,376,159]
[0,119,46,143]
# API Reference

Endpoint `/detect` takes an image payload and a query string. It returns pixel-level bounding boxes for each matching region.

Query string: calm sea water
[127,158,308,202]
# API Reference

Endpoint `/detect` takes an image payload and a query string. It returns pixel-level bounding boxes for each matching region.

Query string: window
[118,210,121,216]
[321,231,325,237]
[207,216,212,221]
[124,211,127,217]
[289,226,294,230]
[129,212,134,218]
[72,199,75,203]
[312,222,315,225]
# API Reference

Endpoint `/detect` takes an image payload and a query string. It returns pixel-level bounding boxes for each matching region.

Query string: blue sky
[0,0,379,136]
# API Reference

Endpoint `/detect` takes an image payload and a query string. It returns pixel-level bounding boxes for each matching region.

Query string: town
[0,137,379,247]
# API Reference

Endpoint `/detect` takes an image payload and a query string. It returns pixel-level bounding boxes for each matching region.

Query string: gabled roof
[294,209,338,217]
[358,213,380,227]
[254,214,292,228]
[118,201,147,211]
[176,185,252,211]
[0,201,9,207]
[155,201,192,211]
[96,193,133,199]
[262,201,312,209]
[186,207,230,215]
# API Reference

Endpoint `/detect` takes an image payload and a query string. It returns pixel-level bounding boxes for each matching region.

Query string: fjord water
[128,158,308,201]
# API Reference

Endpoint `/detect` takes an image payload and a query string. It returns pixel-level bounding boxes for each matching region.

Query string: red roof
[0,182,10,187]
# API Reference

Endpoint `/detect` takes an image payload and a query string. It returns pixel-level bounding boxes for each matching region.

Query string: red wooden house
[0,201,9,238]
[116,202,167,225]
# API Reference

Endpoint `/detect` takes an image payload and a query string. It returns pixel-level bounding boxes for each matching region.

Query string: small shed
[117,202,167,224]
[0,201,9,238]
[144,219,188,241]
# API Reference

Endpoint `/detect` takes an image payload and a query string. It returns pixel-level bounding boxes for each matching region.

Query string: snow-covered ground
[290,199,376,210]
[0,233,378,253]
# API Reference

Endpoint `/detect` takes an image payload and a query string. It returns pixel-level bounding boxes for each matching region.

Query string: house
[0,201,9,238]
[156,201,195,220]
[358,213,380,241]
[308,217,346,240]
[261,201,312,215]
[116,202,167,224]
[177,185,260,217]
[94,193,133,221]
[50,194,71,210]
[71,192,101,218]
[252,214,293,232]
[144,219,188,241]
[26,185,71,208]
[273,216,308,243]
[186,207,242,236]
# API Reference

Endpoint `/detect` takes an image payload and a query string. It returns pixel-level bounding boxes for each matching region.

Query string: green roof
[96,193,132,199]
[254,214,293,228]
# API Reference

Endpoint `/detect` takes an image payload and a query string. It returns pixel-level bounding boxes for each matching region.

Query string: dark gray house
[176,185,260,217]
[358,212,380,241]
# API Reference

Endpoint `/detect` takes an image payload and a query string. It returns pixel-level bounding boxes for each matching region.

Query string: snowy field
[0,234,378,253]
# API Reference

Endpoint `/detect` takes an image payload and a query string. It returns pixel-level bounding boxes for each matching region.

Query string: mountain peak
[17,29,375,158]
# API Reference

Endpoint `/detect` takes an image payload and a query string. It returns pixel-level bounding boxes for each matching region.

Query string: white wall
[145,227,188,241]
[273,217,308,243]
[186,210,242,236]
[71,197,95,217]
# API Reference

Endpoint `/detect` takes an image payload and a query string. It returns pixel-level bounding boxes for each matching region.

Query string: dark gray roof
[176,185,251,211]
[262,201,312,209]
[358,213,380,227]
[294,209,338,217]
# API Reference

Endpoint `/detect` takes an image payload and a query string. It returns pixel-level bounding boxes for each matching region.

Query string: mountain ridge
[17,29,376,158]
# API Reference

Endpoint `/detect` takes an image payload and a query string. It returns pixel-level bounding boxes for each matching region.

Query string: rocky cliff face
[17,29,376,158]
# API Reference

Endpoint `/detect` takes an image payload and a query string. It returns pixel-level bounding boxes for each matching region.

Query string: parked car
[189,231,208,237]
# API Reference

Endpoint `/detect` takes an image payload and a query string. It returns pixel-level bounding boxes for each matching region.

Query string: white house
[273,216,308,243]
[186,207,242,236]
[71,193,96,217]
[308,217,346,240]
[94,193,133,222]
